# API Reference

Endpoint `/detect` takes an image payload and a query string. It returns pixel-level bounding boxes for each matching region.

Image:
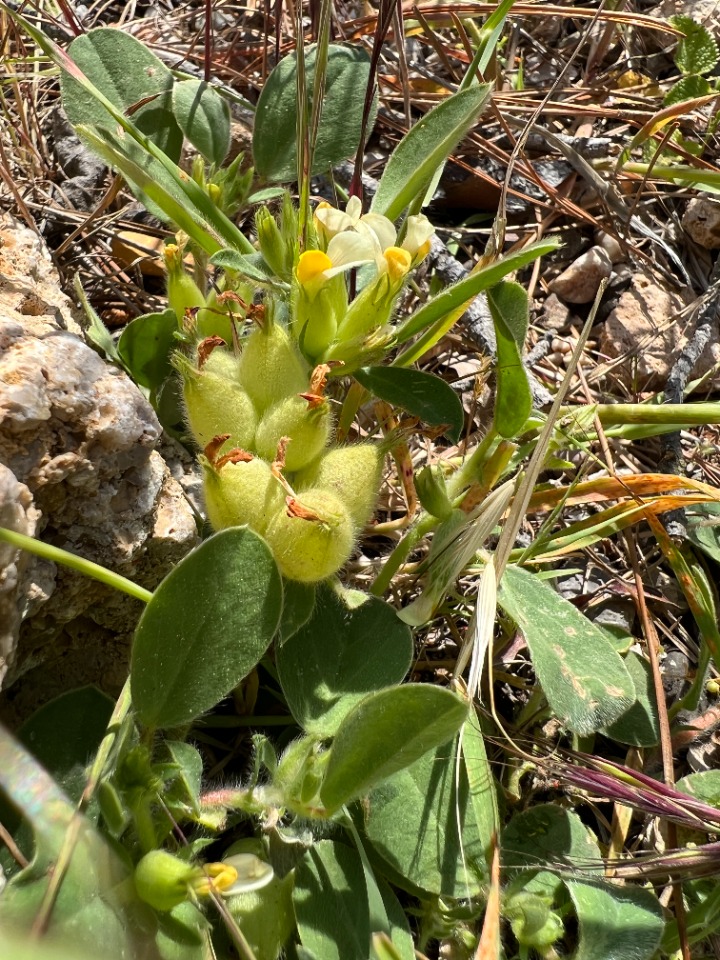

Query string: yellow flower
[295,231,375,296]
[402,214,434,263]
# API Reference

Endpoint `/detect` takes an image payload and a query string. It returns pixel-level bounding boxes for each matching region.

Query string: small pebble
[541,292,571,331]
[595,229,625,264]
[548,245,613,304]
[682,196,720,249]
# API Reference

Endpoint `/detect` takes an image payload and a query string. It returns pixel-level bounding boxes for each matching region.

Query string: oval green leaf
[294,841,371,960]
[602,651,660,747]
[498,565,636,735]
[172,79,231,166]
[354,366,464,442]
[371,84,492,221]
[117,309,178,391]
[277,584,413,737]
[364,735,490,896]
[487,281,532,438]
[253,45,376,182]
[567,879,665,960]
[319,685,468,814]
[502,804,602,879]
[131,528,282,728]
[62,28,182,161]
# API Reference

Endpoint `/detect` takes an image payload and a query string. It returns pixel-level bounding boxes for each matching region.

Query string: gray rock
[0,214,198,720]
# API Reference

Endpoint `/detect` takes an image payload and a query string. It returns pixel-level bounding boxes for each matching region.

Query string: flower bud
[202,453,284,536]
[238,321,308,414]
[296,443,382,531]
[291,270,343,361]
[505,893,564,949]
[264,489,354,582]
[256,207,292,280]
[164,244,206,324]
[134,850,196,912]
[255,395,332,472]
[415,464,454,521]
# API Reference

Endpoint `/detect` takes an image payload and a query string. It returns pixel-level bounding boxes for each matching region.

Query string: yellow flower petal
[297,250,333,285]
[191,861,239,896]
[384,246,412,282]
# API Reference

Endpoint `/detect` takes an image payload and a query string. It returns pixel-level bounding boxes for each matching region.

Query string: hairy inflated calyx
[202,451,284,535]
[182,356,257,450]
[255,394,331,471]
[296,443,382,531]
[264,488,354,582]
[238,320,308,413]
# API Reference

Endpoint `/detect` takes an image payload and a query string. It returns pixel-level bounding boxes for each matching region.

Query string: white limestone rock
[0,214,198,713]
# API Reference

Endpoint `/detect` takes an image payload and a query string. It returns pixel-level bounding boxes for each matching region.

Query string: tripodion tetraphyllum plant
[172,197,432,583]
[9,11,720,960]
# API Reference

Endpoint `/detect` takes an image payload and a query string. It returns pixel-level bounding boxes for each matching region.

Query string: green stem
[0,527,152,603]
[569,402,720,427]
[370,513,439,596]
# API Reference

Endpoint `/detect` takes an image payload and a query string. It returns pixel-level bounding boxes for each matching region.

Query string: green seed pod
[164,244,206,324]
[202,454,283,536]
[296,443,382,531]
[238,321,308,413]
[134,850,196,912]
[226,871,295,960]
[255,395,332,472]
[183,370,257,450]
[264,488,354,583]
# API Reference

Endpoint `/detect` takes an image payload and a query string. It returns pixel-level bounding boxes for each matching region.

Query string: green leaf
[77,124,224,254]
[364,736,490,896]
[131,528,282,728]
[498,565,636,735]
[354,366,464,442]
[164,741,203,813]
[677,770,720,807]
[664,73,712,107]
[602,652,660,747]
[18,687,114,803]
[461,712,500,858]
[172,79,231,166]
[277,584,413,737]
[253,45,376,182]
[294,841,371,960]
[320,685,468,814]
[567,880,665,960]
[74,275,122,364]
[376,878,415,960]
[62,28,182,161]
[487,281,532,438]
[117,309,178,391]
[278,579,316,643]
[8,9,253,258]
[156,901,210,960]
[670,15,719,75]
[0,934,100,960]
[686,502,720,562]
[502,804,602,902]
[209,249,289,289]
[371,85,492,221]
[392,239,560,354]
